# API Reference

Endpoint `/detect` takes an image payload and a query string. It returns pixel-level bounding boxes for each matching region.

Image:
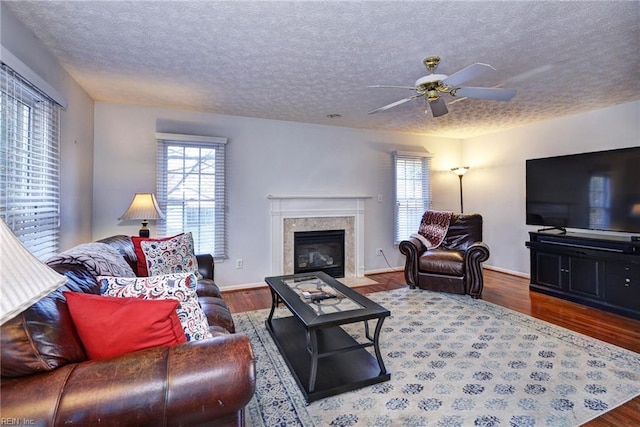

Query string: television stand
[526,231,640,319]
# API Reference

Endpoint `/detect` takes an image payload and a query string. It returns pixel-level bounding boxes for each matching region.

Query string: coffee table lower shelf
[266,316,391,403]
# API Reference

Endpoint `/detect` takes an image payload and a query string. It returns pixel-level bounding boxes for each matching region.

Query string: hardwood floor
[223,269,640,426]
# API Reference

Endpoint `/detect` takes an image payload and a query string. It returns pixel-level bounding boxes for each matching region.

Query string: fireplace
[269,195,369,277]
[294,229,345,278]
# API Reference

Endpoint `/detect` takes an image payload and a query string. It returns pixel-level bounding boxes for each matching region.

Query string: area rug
[236,288,640,426]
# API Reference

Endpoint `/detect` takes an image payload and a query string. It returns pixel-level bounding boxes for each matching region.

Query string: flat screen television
[526,147,640,234]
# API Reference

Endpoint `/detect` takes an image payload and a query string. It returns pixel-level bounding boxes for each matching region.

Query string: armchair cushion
[419,249,465,276]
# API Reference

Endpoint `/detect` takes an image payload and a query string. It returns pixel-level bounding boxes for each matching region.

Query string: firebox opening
[294,229,345,278]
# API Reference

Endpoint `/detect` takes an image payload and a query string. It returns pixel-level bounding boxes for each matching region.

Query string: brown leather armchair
[399,213,490,298]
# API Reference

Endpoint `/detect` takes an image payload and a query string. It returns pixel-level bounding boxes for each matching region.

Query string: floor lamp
[451,167,470,213]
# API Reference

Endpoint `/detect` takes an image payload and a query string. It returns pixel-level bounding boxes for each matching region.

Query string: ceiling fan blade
[453,86,516,101]
[428,97,448,117]
[368,85,417,90]
[368,94,424,114]
[442,63,496,87]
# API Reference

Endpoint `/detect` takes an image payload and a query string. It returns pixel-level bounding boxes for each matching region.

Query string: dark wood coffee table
[264,271,390,403]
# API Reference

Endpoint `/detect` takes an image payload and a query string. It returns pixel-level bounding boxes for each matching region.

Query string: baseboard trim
[484,264,530,279]
[220,269,403,293]
[221,281,268,293]
[364,267,402,275]
[219,265,529,293]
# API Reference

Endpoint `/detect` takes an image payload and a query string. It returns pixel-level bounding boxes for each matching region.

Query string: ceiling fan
[368,56,516,117]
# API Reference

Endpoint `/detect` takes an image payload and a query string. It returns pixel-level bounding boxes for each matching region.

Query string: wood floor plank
[222,268,640,426]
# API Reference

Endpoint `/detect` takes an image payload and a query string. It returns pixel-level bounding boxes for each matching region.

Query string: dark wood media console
[526,231,640,319]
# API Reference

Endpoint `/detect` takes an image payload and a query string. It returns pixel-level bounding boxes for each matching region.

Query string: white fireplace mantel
[268,195,371,277]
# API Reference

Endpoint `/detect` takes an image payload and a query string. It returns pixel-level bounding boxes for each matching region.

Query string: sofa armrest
[399,237,426,288]
[463,242,490,298]
[1,334,255,426]
[196,253,214,280]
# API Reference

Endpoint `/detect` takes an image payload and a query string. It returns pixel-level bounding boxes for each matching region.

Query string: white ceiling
[5,1,640,138]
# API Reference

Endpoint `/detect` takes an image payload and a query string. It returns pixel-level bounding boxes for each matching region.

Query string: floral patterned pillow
[99,272,212,341]
[140,232,202,279]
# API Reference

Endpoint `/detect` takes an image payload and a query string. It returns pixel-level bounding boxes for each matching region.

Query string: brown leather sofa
[399,213,490,298]
[1,235,255,426]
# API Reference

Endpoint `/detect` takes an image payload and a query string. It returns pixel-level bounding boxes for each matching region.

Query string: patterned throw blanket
[46,242,136,277]
[410,210,453,249]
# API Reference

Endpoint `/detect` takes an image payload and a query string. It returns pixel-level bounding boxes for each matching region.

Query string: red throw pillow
[132,234,183,276]
[64,292,187,360]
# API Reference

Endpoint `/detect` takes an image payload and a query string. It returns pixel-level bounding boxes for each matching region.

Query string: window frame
[155,133,228,259]
[393,151,432,244]
[1,63,61,260]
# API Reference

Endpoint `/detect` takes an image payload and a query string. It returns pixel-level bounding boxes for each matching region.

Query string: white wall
[93,103,463,287]
[1,4,95,250]
[463,101,640,276]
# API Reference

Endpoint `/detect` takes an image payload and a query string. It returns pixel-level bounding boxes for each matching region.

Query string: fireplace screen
[293,229,345,278]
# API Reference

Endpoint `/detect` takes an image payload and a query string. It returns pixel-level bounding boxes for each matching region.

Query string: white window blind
[1,63,61,260]
[394,151,432,244]
[156,133,227,259]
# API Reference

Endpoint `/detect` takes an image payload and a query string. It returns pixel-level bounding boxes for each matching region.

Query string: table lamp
[0,218,68,325]
[119,193,165,237]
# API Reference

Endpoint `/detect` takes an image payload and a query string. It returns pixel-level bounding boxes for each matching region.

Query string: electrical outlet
[236,259,243,269]
[376,248,383,256]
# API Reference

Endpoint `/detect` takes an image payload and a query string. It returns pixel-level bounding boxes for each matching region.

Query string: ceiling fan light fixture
[423,56,441,73]
[415,74,447,86]
[426,89,439,101]
[369,56,516,118]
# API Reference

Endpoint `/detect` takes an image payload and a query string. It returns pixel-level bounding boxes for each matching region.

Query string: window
[1,64,61,260]
[156,133,227,258]
[394,151,432,243]
[588,174,611,230]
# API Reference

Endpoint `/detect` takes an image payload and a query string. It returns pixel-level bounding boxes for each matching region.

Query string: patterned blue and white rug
[236,288,640,426]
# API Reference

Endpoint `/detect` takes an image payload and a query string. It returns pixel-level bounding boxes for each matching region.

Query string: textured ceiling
[5,1,640,138]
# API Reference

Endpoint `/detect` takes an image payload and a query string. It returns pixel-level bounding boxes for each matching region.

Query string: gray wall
[1,4,95,250]
[93,103,464,287]
[92,101,639,288]
[463,101,640,276]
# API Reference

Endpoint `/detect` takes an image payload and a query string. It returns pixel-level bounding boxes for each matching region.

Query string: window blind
[1,63,61,260]
[156,133,227,259]
[394,151,432,244]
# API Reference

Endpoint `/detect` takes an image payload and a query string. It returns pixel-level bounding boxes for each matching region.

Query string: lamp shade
[119,193,165,221]
[0,219,68,325]
[451,166,470,177]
